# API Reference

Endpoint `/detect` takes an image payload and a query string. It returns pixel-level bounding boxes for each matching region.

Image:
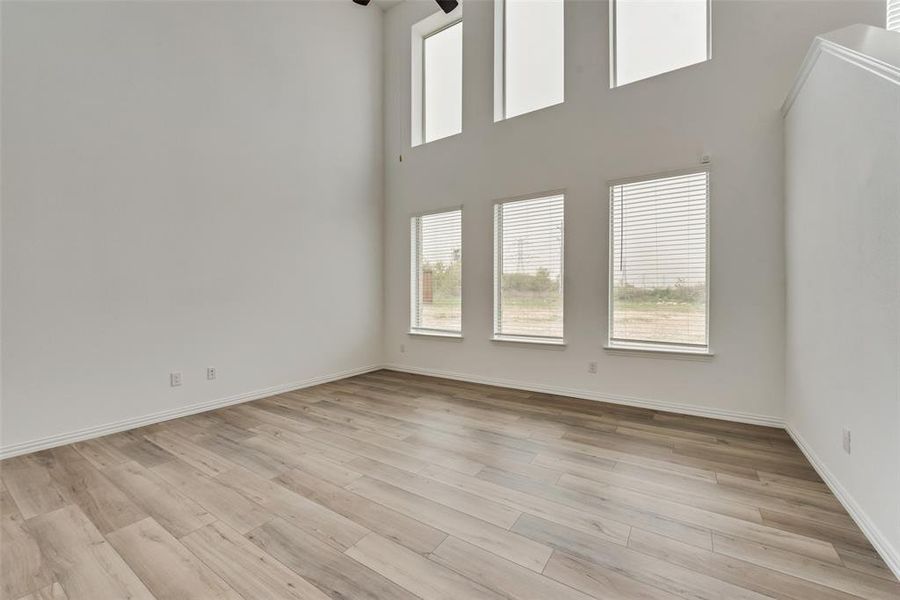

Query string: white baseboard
[0,361,785,460]
[382,363,785,428]
[4,360,897,581]
[0,364,382,460]
[786,424,900,580]
[388,363,900,577]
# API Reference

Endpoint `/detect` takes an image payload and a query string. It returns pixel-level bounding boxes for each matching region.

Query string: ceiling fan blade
[435,0,459,14]
[352,0,456,13]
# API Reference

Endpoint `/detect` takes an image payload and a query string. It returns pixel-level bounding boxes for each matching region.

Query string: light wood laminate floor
[2,370,897,600]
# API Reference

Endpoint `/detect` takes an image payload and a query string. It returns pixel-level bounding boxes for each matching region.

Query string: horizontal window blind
[411,209,462,334]
[889,0,900,32]
[494,195,564,340]
[610,171,709,349]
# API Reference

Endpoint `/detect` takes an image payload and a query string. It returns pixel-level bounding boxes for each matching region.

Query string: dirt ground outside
[419,298,704,345]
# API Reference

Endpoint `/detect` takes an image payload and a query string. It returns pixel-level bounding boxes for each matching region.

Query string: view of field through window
[495,195,564,339]
[611,171,708,347]
[412,210,462,333]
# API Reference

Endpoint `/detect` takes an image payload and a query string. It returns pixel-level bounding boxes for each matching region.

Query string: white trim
[783,24,900,116]
[491,187,567,208]
[493,0,506,122]
[610,0,712,89]
[786,425,900,580]
[604,344,714,359]
[8,355,898,578]
[493,0,565,122]
[607,164,710,188]
[409,330,463,339]
[607,167,711,352]
[410,204,464,219]
[422,18,464,144]
[491,335,565,347]
[493,192,566,341]
[0,364,382,460]
[410,6,463,147]
[409,207,463,335]
[383,363,783,427]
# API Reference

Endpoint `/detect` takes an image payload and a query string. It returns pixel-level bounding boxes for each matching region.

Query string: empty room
[1,0,898,598]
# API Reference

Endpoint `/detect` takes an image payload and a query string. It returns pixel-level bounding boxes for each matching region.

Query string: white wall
[785,25,900,575]
[383,0,882,423]
[0,1,384,453]
[1,0,891,455]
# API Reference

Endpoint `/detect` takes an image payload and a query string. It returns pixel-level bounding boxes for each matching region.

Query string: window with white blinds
[609,170,709,350]
[410,209,462,335]
[494,194,564,342]
[889,0,900,32]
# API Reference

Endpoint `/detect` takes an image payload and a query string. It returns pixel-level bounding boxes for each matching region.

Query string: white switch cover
[170,372,183,387]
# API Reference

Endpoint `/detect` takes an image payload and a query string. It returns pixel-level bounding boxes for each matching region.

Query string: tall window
[411,209,462,335]
[609,170,709,351]
[494,194,564,343]
[611,0,710,88]
[495,0,565,121]
[889,0,900,32]
[423,20,463,144]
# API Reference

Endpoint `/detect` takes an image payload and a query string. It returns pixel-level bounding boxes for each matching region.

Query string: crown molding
[783,24,900,116]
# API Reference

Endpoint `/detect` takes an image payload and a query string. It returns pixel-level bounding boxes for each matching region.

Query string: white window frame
[493,191,566,346]
[609,0,712,89]
[606,167,712,355]
[410,206,464,338]
[411,7,463,147]
[493,0,565,122]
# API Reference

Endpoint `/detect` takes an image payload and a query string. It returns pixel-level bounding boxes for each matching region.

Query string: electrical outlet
[207,367,217,381]
[588,361,598,374]
[400,344,406,353]
[170,372,182,387]
[842,428,851,454]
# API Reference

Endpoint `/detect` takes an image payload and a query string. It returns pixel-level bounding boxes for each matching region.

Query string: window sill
[408,330,463,340]
[412,130,462,149]
[604,343,714,360]
[491,336,566,347]
[495,98,565,124]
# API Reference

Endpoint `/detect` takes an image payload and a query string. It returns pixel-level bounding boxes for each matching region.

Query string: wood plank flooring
[1,370,897,600]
